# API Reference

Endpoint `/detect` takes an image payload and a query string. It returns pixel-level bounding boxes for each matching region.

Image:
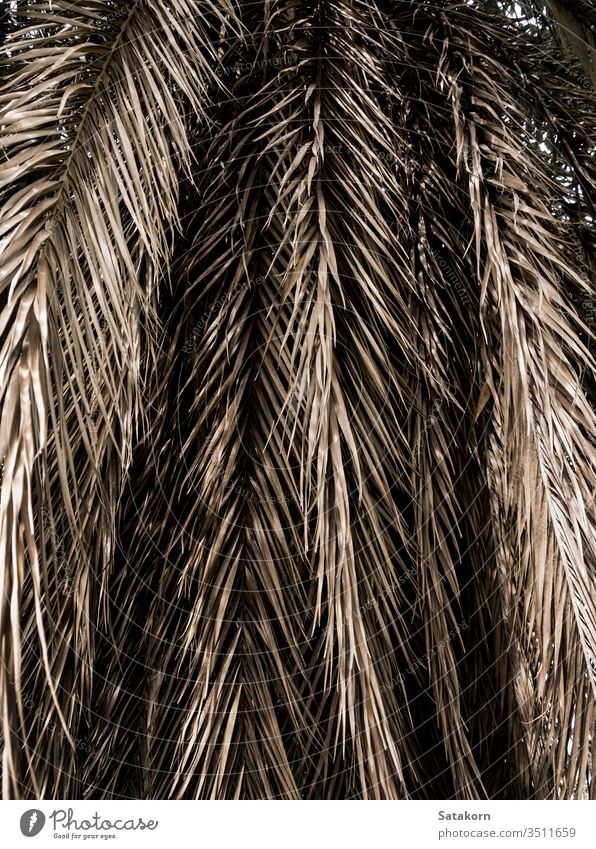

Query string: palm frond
[0,0,594,800]
[0,0,238,797]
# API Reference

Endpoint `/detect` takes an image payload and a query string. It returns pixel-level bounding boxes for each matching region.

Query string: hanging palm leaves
[0,0,594,800]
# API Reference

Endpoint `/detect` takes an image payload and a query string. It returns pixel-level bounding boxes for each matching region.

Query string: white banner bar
[1,800,595,848]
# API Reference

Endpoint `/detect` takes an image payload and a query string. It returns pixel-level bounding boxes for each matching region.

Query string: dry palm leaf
[0,0,594,800]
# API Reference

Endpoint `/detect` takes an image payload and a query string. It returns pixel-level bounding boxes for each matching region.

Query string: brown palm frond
[0,0,239,798]
[0,0,595,800]
[437,9,596,797]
